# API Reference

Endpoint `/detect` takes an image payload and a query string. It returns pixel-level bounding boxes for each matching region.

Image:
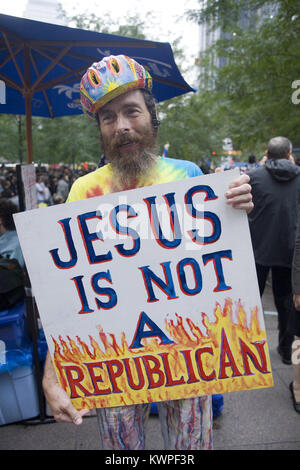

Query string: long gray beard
[108,147,158,190]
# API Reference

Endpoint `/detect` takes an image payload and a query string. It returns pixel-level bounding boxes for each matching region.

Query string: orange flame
[52,298,273,410]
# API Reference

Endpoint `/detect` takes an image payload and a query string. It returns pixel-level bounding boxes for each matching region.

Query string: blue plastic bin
[0,366,39,425]
[0,301,34,373]
[0,304,40,424]
[0,302,27,351]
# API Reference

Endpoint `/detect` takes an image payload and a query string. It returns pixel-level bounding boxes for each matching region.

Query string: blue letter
[139,261,178,302]
[130,312,174,349]
[49,217,77,269]
[110,204,140,257]
[144,192,182,249]
[185,185,221,245]
[77,211,112,264]
[71,275,94,314]
[202,249,232,292]
[92,270,118,310]
[177,257,202,295]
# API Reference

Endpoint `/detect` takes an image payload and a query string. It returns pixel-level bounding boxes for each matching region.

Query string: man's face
[98,90,157,183]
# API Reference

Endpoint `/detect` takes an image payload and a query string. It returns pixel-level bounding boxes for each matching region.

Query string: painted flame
[52,298,273,410]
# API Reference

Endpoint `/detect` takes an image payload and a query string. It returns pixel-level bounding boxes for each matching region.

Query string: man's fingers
[53,406,86,425]
[228,173,250,187]
[60,402,89,425]
[293,294,300,311]
[72,409,90,425]
[225,176,253,214]
[229,201,254,212]
[225,183,252,199]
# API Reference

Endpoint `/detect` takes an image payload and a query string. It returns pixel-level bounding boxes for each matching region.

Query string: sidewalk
[0,285,299,450]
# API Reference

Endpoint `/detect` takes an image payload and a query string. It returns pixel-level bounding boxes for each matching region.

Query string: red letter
[63,365,92,398]
[219,328,242,379]
[179,349,200,384]
[122,357,145,390]
[84,361,111,395]
[104,359,124,393]
[159,352,185,386]
[239,339,269,375]
[142,354,165,389]
[195,347,216,381]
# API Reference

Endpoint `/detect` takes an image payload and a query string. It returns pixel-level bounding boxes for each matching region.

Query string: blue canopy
[0,14,195,162]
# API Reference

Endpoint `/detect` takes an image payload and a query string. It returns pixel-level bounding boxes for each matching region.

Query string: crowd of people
[1,151,294,210]
[0,162,96,207]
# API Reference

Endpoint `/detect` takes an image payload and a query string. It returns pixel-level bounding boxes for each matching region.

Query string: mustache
[111,133,142,148]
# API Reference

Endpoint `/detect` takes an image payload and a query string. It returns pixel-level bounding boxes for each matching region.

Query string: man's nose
[115,114,131,134]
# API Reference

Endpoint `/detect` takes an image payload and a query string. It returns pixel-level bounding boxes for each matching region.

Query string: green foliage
[1,8,222,166]
[0,115,25,163]
[158,91,227,165]
[186,0,300,156]
[0,11,157,164]
[66,11,150,39]
[5,3,298,166]
[32,115,100,164]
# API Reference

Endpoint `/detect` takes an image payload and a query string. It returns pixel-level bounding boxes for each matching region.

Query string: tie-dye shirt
[67,156,202,202]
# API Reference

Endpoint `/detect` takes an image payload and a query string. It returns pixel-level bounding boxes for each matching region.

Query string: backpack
[0,256,26,310]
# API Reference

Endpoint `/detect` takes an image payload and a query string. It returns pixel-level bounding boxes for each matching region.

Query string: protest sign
[16,164,37,211]
[14,169,273,410]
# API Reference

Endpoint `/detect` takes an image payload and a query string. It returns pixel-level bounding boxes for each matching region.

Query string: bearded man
[42,55,253,450]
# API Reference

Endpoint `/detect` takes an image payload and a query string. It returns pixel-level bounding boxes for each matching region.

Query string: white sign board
[14,170,273,410]
[20,164,37,210]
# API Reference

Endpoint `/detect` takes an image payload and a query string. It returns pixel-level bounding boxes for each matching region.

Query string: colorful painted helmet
[80,55,153,119]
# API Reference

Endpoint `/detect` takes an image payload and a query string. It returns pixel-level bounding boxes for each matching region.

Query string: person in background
[1,179,16,199]
[36,173,51,206]
[55,173,70,202]
[248,136,300,365]
[0,198,25,268]
[290,211,300,413]
[247,154,258,171]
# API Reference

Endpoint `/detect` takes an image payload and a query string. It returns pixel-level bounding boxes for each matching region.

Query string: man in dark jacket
[248,136,300,365]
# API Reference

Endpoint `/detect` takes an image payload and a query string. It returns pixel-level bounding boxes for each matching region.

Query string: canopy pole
[25,94,33,164]
[24,45,33,164]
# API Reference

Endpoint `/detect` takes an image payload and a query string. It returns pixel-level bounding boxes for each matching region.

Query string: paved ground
[1,285,299,450]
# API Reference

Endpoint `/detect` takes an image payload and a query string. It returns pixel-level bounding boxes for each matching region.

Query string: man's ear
[152,107,160,129]
[287,151,295,163]
[150,102,159,128]
[152,117,160,129]
[0,217,4,234]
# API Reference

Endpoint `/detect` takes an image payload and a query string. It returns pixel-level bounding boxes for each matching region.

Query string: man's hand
[42,352,89,425]
[294,294,300,311]
[225,173,253,214]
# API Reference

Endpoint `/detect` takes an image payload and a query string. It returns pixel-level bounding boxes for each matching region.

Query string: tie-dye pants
[96,395,212,450]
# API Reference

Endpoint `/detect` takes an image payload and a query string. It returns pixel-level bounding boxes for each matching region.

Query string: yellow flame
[52,298,273,410]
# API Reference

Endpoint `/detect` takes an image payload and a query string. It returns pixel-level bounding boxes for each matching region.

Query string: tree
[1,9,205,165]
[0,115,26,163]
[31,115,100,165]
[158,90,228,166]
[186,0,300,156]
[0,11,157,164]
